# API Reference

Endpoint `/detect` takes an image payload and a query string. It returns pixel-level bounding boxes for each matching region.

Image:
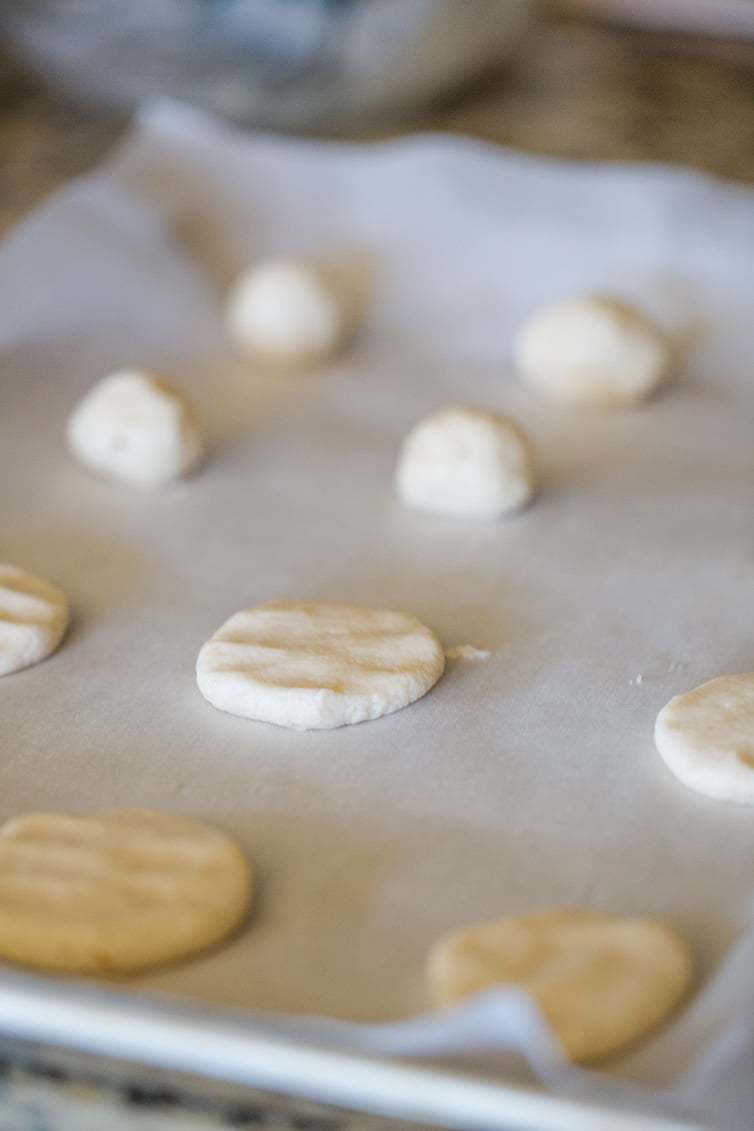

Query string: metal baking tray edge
[0,970,704,1131]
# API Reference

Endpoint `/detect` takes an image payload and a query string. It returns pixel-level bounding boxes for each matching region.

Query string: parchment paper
[2,101,754,1128]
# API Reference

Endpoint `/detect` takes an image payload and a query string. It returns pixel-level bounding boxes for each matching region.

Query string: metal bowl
[0,0,532,131]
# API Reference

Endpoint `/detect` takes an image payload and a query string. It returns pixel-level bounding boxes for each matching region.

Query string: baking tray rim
[0,968,706,1131]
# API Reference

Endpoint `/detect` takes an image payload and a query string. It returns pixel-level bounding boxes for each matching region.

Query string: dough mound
[196,600,445,731]
[0,809,251,974]
[0,564,70,677]
[514,295,670,408]
[396,405,536,519]
[428,909,691,1062]
[66,369,205,487]
[226,259,346,365]
[655,673,754,804]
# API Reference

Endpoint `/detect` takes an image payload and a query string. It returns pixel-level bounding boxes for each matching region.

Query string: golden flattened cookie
[0,809,252,974]
[428,908,692,1062]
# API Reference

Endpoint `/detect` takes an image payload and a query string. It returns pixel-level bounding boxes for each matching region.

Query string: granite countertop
[1,8,754,240]
[1,8,753,1129]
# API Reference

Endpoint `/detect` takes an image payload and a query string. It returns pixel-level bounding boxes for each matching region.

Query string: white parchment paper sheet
[2,102,754,1128]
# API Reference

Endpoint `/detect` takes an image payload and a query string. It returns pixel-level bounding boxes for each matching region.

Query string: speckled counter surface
[0,1043,403,1131]
[1,8,753,1130]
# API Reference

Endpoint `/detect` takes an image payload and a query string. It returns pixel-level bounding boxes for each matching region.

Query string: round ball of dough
[0,809,252,974]
[226,259,347,366]
[655,673,754,804]
[196,600,445,731]
[396,405,536,519]
[514,295,670,408]
[0,564,70,676]
[66,370,205,487]
[428,909,692,1062]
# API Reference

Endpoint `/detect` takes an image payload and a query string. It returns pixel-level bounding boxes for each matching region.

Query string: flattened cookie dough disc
[428,909,692,1062]
[196,600,445,731]
[0,810,252,974]
[655,673,754,803]
[0,564,70,676]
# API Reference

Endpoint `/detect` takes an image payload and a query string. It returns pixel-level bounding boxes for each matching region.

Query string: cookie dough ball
[197,600,445,731]
[428,909,692,1062]
[655,673,754,804]
[226,259,347,366]
[396,405,536,519]
[514,295,670,408]
[0,809,252,974]
[0,564,70,676]
[66,370,205,487]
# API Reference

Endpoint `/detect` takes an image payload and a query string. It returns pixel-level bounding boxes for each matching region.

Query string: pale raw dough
[196,600,445,731]
[396,406,536,519]
[0,564,70,677]
[445,645,491,661]
[427,909,692,1062]
[655,673,754,803]
[66,369,205,486]
[0,809,251,974]
[514,295,670,408]
[226,259,347,365]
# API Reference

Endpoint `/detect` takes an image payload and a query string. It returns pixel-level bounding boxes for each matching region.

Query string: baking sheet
[2,101,754,1128]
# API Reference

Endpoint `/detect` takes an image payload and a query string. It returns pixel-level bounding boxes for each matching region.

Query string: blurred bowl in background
[0,0,533,131]
[567,0,754,39]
